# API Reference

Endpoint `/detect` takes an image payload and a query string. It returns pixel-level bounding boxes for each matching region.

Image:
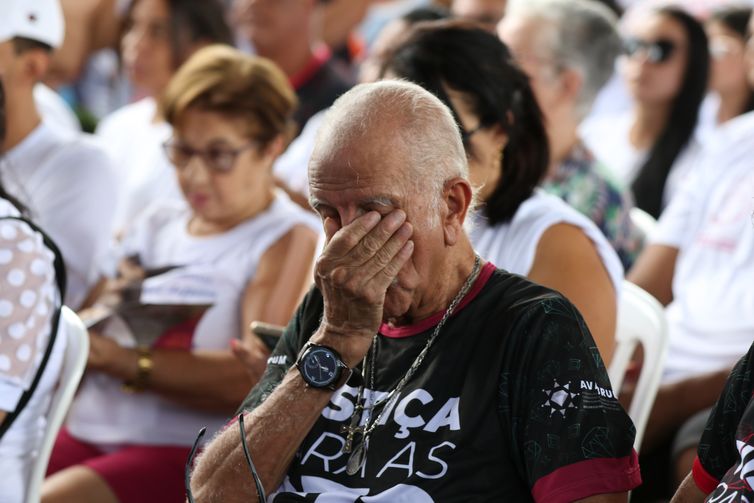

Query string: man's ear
[263,134,285,163]
[557,67,583,104]
[442,177,474,246]
[24,50,51,83]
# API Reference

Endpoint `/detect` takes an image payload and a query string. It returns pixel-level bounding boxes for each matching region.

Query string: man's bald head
[309,80,468,207]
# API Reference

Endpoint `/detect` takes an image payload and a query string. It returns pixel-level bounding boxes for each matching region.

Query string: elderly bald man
[188,81,640,502]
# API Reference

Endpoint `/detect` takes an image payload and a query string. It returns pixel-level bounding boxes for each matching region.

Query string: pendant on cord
[346,438,368,476]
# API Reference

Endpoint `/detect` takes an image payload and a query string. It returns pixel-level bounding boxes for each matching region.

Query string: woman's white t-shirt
[651,111,754,383]
[470,190,624,300]
[96,97,183,233]
[66,192,320,446]
[0,199,63,503]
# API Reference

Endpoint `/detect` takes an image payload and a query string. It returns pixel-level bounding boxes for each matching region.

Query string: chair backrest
[629,207,658,240]
[25,307,89,503]
[609,281,668,452]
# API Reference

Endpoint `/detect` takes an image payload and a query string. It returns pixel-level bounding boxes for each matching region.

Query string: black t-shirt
[293,57,353,132]
[694,343,754,500]
[241,264,640,502]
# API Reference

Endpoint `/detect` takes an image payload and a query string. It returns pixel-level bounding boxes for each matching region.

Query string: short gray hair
[310,80,470,228]
[506,0,622,120]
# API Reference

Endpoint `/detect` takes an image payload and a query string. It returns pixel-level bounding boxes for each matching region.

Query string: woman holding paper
[42,46,320,503]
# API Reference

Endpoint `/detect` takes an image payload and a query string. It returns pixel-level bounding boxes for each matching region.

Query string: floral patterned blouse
[541,142,644,270]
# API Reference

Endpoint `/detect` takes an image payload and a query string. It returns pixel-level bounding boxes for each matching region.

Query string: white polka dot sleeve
[0,219,58,413]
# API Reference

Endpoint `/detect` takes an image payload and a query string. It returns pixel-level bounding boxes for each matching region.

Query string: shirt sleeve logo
[541,380,579,417]
[267,355,288,366]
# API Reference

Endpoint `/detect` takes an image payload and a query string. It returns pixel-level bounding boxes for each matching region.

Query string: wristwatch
[296,342,353,390]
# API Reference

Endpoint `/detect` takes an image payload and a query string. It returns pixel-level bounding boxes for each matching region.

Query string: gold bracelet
[121,346,153,393]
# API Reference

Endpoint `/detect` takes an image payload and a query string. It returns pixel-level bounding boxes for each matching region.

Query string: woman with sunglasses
[381,20,623,366]
[583,7,709,219]
[705,7,754,127]
[42,45,320,503]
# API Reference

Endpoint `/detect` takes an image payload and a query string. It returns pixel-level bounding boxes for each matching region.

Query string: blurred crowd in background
[5,0,754,501]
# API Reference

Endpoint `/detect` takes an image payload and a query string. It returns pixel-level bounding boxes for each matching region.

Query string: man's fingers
[316,209,412,310]
[325,211,382,255]
[323,217,339,242]
[359,221,413,281]
[323,210,407,263]
[375,240,414,286]
[354,210,407,264]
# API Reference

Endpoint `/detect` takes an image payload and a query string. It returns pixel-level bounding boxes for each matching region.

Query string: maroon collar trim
[379,262,496,339]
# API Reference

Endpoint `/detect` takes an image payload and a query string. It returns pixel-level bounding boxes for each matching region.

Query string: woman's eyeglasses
[460,123,484,145]
[163,139,258,173]
[623,37,677,64]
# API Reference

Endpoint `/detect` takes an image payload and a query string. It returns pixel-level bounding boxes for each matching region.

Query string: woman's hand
[230,336,270,384]
[87,329,132,375]
[96,257,146,307]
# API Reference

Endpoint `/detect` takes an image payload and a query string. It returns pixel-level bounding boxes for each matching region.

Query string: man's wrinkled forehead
[310,119,410,175]
[307,136,413,213]
[309,149,406,187]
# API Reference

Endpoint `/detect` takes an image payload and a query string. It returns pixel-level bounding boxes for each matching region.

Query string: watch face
[301,347,340,387]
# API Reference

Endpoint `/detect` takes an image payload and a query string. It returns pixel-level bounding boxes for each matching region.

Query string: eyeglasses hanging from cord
[239,412,267,502]
[185,413,267,503]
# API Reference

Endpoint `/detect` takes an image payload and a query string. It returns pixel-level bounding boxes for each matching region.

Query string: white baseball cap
[0,0,65,49]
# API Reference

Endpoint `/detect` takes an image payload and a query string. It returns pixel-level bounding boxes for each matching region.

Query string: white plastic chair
[25,307,89,503]
[609,281,668,452]
[629,207,658,240]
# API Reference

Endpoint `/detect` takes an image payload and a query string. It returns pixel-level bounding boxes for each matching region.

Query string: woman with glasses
[42,45,320,503]
[583,7,709,218]
[381,20,623,366]
[96,0,233,235]
[705,7,754,127]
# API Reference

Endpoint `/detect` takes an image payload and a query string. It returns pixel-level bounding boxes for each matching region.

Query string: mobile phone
[249,321,284,351]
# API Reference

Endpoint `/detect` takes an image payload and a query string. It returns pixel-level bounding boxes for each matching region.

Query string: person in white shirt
[628,110,754,493]
[33,83,81,133]
[581,6,709,218]
[0,74,65,503]
[0,0,117,310]
[382,21,622,365]
[96,0,233,233]
[43,45,320,503]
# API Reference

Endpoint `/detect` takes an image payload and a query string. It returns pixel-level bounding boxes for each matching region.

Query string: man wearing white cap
[0,0,118,309]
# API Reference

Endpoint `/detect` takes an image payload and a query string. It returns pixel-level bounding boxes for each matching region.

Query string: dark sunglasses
[163,139,258,173]
[623,37,677,63]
